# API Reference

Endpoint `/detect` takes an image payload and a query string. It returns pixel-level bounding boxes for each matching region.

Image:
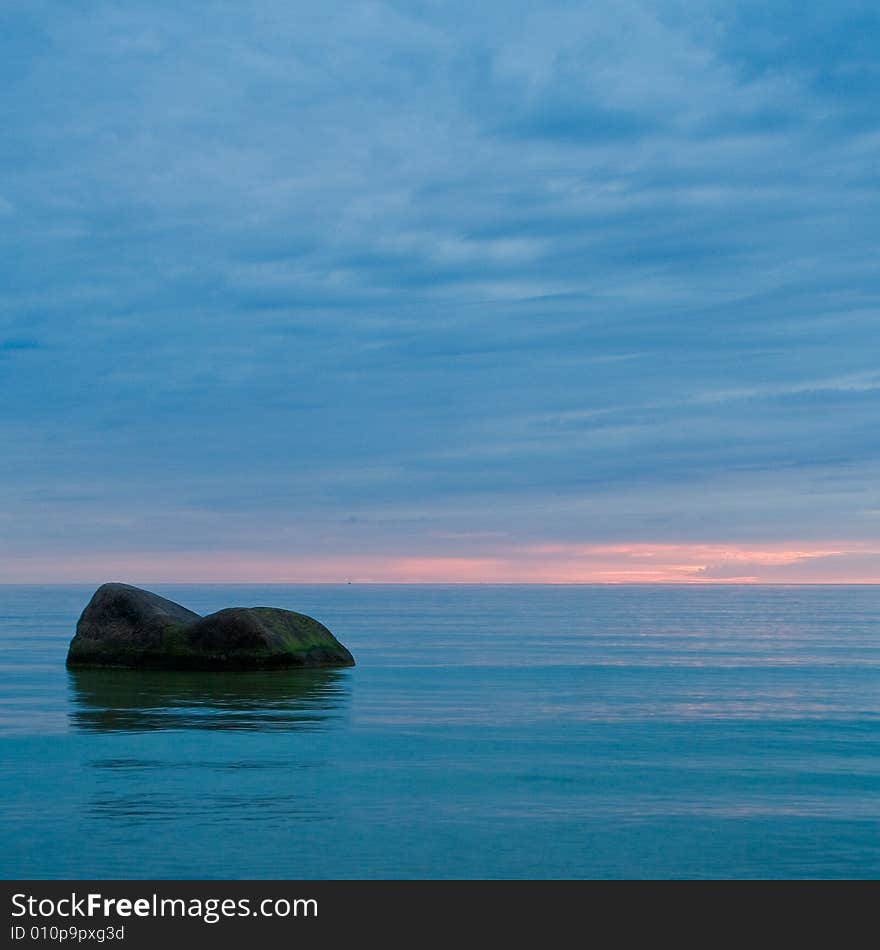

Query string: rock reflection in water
[67,667,351,732]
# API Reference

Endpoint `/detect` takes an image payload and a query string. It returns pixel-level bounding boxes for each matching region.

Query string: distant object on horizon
[65,583,355,670]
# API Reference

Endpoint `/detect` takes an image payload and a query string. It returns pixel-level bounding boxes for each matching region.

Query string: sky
[2,1,880,583]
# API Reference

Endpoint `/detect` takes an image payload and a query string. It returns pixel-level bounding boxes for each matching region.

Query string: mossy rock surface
[66,583,355,670]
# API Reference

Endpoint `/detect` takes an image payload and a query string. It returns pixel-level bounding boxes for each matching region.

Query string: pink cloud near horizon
[4,541,880,584]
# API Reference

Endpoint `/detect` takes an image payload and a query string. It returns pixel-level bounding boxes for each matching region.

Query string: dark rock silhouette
[66,583,355,670]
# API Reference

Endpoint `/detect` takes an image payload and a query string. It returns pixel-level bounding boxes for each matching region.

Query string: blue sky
[2,1,880,582]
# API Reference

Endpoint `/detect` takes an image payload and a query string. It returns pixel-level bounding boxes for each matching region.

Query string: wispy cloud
[4,541,880,585]
[1,2,878,579]
[0,338,44,352]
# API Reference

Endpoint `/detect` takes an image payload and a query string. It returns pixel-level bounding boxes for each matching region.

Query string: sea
[1,584,878,879]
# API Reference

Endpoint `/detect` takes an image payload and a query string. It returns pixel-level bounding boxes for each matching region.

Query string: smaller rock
[186,607,356,668]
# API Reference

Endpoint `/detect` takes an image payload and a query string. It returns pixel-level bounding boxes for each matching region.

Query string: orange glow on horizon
[4,541,880,584]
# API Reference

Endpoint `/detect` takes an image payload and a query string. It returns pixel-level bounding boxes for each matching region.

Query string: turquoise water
[1,584,879,879]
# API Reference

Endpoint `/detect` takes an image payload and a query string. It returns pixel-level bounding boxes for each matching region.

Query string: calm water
[1,584,879,879]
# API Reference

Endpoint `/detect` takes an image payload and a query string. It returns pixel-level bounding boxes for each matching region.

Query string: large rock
[66,583,355,670]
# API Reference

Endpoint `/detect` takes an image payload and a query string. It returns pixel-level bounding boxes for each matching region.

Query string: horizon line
[4,580,880,587]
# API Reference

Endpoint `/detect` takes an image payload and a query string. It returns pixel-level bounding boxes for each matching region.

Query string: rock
[66,583,355,670]
[67,583,200,662]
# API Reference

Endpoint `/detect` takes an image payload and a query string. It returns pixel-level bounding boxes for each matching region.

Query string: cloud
[696,551,880,583]
[4,541,880,584]
[0,2,878,578]
[0,338,44,352]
